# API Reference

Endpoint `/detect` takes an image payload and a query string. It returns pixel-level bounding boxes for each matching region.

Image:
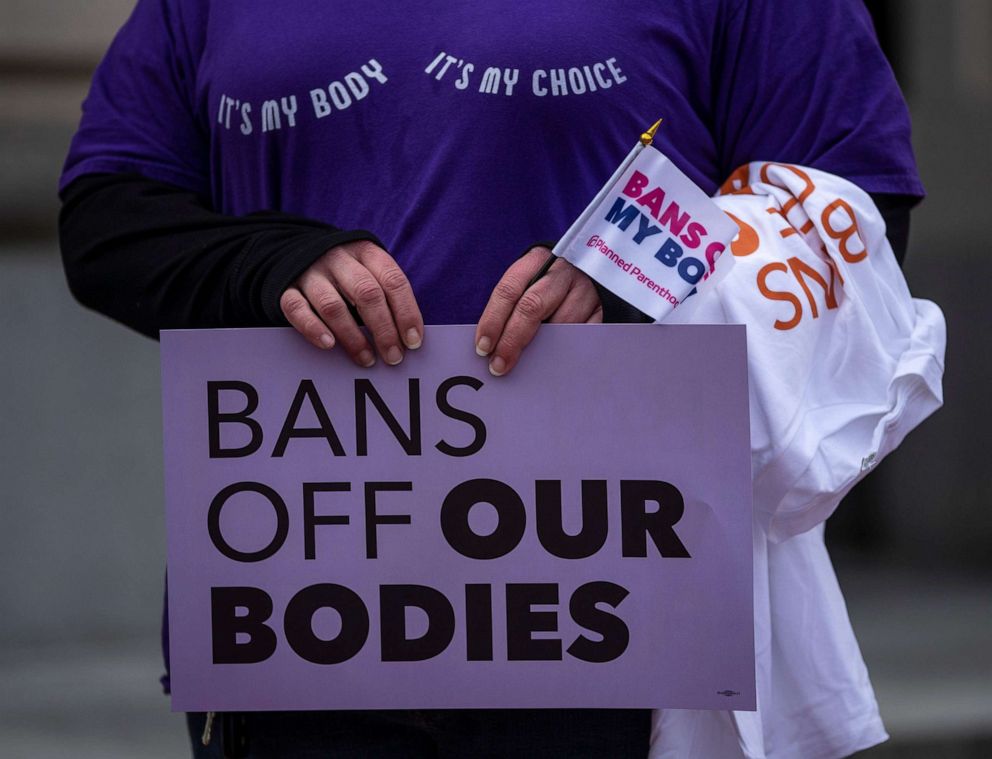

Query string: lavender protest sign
[161,324,754,712]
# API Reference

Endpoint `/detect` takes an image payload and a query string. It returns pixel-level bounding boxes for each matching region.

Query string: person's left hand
[475,246,603,376]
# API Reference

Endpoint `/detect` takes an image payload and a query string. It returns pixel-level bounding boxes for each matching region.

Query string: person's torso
[191,1,730,323]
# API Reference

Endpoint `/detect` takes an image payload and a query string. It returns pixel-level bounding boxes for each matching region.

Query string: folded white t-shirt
[652,163,945,759]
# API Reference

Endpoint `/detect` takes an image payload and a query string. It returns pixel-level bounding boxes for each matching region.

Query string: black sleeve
[58,172,384,339]
[870,193,913,267]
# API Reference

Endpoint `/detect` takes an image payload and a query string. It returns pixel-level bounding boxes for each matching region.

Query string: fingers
[298,272,376,367]
[355,244,424,351]
[285,239,603,376]
[326,250,405,366]
[475,247,550,358]
[283,241,423,368]
[585,304,604,323]
[547,275,601,323]
[478,252,604,377]
[280,287,336,350]
[487,262,574,377]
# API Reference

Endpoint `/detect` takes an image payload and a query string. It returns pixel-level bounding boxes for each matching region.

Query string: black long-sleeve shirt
[59,173,383,338]
[59,172,913,333]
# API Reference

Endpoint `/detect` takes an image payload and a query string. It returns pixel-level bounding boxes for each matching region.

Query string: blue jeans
[187,709,650,758]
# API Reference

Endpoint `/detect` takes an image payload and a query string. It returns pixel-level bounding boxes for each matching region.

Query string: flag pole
[525,118,663,290]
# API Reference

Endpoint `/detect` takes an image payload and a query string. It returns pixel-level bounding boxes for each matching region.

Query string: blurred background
[0,1,989,756]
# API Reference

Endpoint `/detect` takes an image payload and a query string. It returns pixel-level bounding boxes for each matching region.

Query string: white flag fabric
[556,145,739,322]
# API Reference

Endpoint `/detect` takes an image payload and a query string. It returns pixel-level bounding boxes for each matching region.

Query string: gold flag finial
[640,118,663,146]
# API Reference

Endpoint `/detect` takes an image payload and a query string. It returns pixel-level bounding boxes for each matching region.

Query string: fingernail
[488,356,506,377]
[404,328,422,350]
[359,350,376,368]
[319,334,335,349]
[385,346,404,366]
[476,336,492,356]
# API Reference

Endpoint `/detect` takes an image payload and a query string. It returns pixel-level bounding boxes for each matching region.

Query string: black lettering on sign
[207,380,262,458]
[566,581,630,663]
[364,482,413,559]
[434,376,487,457]
[208,482,289,562]
[211,586,277,664]
[506,583,562,661]
[302,482,351,561]
[620,480,690,557]
[355,378,422,456]
[440,479,526,559]
[283,583,370,665]
[464,584,494,661]
[535,480,608,559]
[272,379,346,457]
[379,584,456,661]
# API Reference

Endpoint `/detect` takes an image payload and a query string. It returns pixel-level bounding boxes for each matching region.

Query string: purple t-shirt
[62,0,923,327]
[64,0,924,695]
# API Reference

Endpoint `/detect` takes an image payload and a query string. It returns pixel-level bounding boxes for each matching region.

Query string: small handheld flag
[547,120,738,322]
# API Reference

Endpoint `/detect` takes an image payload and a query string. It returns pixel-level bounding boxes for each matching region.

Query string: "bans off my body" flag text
[556,146,738,322]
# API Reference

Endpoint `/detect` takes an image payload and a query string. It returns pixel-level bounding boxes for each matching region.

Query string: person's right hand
[279,240,424,367]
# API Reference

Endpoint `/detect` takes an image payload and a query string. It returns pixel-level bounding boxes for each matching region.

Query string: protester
[60,1,924,756]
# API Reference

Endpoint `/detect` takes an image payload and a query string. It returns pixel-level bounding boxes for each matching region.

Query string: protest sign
[161,324,754,712]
